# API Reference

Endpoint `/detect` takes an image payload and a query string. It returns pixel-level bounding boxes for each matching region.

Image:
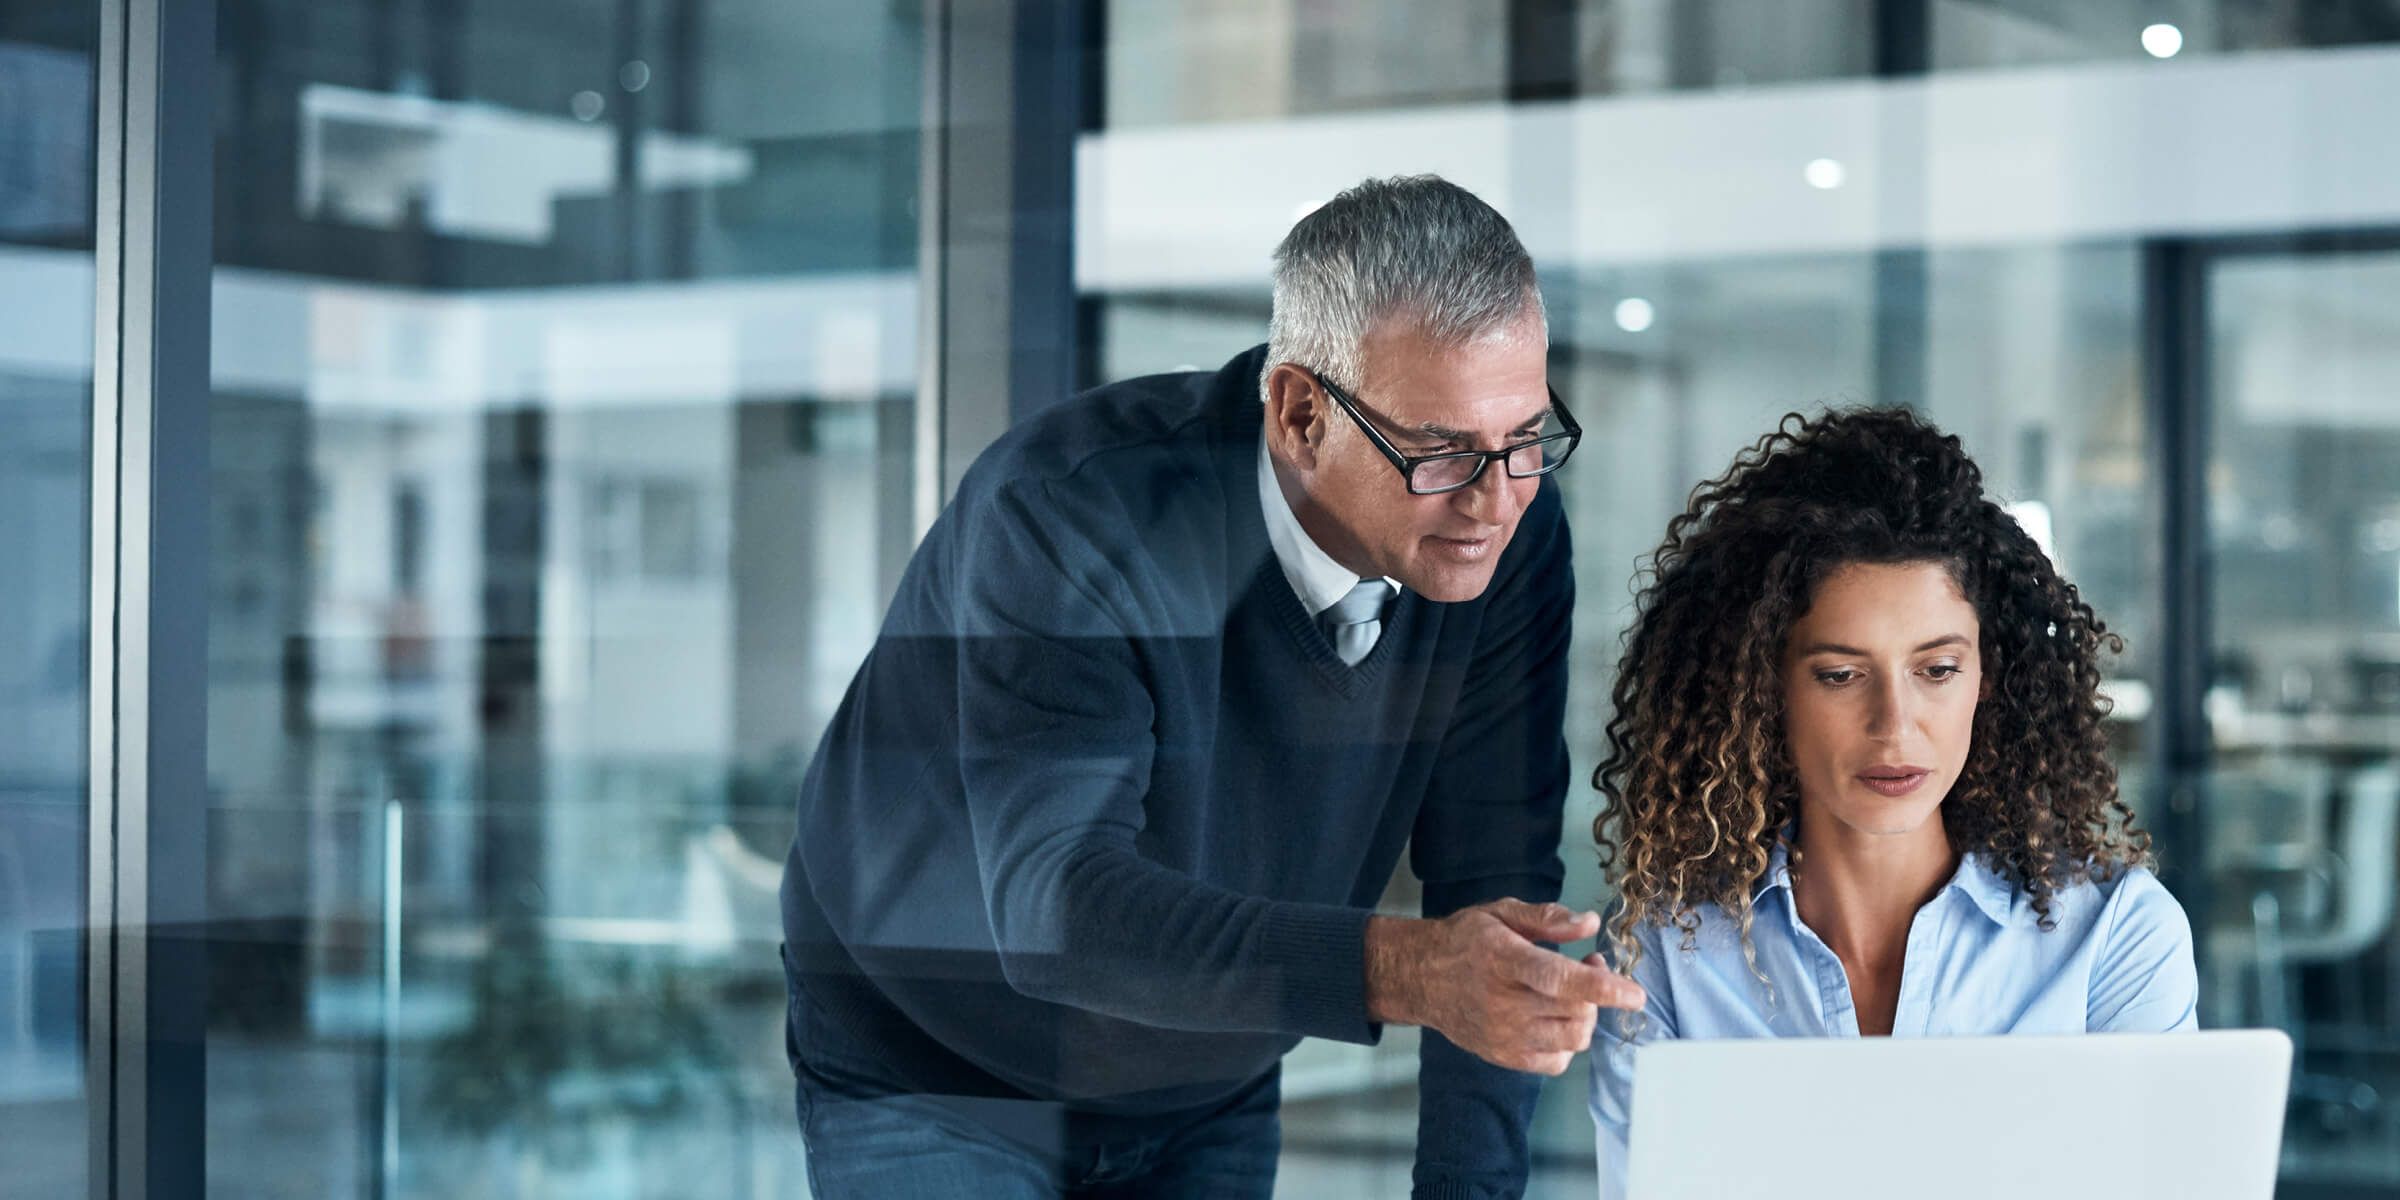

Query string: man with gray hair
[780,175,1643,1199]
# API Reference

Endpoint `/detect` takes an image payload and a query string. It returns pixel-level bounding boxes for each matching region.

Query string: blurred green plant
[421,927,738,1164]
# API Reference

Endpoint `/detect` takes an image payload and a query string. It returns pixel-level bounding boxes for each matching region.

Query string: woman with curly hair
[1584,406,2196,1193]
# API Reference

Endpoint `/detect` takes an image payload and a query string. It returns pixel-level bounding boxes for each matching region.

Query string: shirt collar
[1256,429,1398,617]
[1753,839,1796,905]
[1752,837,2018,927]
[1947,853,2020,925]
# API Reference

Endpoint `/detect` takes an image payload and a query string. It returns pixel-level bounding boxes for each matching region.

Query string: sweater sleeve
[952,478,1379,1044]
[1407,485,1576,1200]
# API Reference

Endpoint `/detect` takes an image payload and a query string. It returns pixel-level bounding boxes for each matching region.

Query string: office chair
[2205,762,2399,1134]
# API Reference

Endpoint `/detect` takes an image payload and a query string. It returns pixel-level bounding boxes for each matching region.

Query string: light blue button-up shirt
[1588,844,2199,1198]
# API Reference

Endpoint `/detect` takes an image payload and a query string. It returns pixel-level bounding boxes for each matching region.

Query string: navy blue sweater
[781,345,1574,1198]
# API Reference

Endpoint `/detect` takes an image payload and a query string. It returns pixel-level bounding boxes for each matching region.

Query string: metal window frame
[1504,0,1579,103]
[914,0,1087,533]
[87,0,213,1196]
[2142,236,2211,904]
[1871,0,1930,410]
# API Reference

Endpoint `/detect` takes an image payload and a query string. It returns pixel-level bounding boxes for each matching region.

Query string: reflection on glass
[1109,0,2400,125]
[207,1,919,1194]
[1104,0,1505,127]
[1935,0,2400,70]
[172,0,2400,1194]
[1108,0,2400,126]
[1087,48,2173,1180]
[0,5,98,1196]
[1086,238,2163,1193]
[2202,248,2400,1192]
[1920,246,2154,714]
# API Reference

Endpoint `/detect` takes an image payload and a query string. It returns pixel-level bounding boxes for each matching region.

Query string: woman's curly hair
[1593,406,2149,984]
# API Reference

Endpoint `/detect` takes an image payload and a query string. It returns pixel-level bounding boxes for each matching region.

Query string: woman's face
[1780,560,1982,838]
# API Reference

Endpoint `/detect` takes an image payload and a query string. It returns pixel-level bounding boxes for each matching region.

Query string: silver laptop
[1628,1030,2291,1200]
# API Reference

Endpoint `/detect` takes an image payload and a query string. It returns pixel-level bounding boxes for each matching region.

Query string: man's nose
[1454,459,1524,525]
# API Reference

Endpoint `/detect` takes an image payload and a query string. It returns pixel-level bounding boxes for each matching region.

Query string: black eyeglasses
[1308,369,1582,496]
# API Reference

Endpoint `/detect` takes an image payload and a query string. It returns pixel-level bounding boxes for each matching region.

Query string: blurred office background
[4,1,2400,1196]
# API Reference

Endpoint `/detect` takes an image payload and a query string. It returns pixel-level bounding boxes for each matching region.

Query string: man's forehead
[1356,316,1545,381]
[1349,321,1550,429]
[1362,368,1550,424]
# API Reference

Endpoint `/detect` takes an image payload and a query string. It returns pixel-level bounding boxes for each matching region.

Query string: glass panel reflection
[1106,0,2400,124]
[1934,0,2400,70]
[207,1,920,1194]
[0,6,98,1197]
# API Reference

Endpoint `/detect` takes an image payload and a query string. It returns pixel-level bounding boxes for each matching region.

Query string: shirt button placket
[1815,947,1856,1038]
[1893,903,1942,1036]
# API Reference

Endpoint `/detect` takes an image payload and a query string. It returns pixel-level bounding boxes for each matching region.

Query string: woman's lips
[1858,769,1930,797]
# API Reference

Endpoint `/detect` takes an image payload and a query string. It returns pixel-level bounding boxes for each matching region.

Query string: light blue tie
[1320,578,1388,666]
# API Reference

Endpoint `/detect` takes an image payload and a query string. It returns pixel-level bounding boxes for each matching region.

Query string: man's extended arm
[1406,482,1582,1200]
[952,477,1635,1083]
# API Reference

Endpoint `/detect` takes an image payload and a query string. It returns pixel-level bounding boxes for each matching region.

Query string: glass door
[2200,241,2400,1193]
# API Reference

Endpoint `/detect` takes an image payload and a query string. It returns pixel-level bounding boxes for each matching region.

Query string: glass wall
[0,5,98,1197]
[33,2,2400,1197]
[1082,4,2393,1196]
[204,0,919,1194]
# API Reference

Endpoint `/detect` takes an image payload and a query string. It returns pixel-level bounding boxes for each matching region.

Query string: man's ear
[1262,363,1327,471]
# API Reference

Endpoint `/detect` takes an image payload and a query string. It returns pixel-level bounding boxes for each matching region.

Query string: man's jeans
[788,984,1281,1199]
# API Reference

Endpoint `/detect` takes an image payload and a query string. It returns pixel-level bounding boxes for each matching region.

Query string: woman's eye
[1815,669,1858,686]
[1924,664,1962,681]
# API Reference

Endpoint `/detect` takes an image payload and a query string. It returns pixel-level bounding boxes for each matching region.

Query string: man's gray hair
[1263,174,1546,398]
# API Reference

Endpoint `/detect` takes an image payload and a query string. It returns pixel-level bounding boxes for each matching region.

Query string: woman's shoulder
[1985,856,2190,945]
[2085,862,2193,944]
[2016,859,2201,1028]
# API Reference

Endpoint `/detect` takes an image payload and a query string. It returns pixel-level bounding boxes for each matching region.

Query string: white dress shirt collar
[1257,429,1399,618]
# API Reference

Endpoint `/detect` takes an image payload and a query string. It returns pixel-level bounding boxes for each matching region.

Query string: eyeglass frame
[1303,367,1583,496]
